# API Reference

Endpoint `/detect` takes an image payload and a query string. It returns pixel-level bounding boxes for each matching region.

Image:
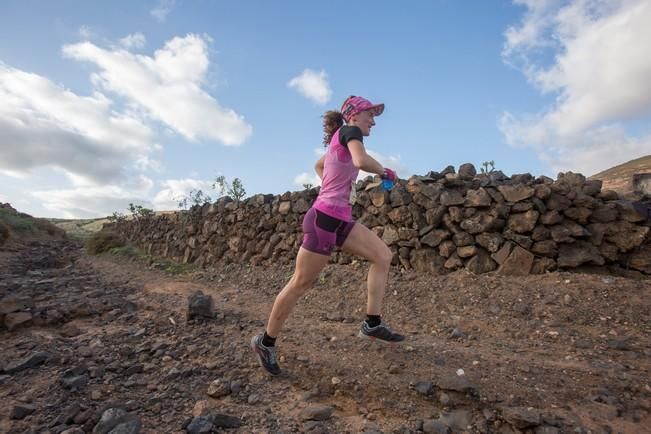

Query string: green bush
[0,208,35,232]
[86,230,124,255]
[34,218,65,237]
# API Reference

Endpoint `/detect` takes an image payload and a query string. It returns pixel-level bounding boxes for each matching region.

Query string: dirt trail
[1,240,650,433]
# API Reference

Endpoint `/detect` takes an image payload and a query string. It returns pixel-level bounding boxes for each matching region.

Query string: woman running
[252,95,405,375]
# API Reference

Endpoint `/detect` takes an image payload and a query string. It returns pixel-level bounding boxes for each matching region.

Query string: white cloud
[150,0,176,22]
[119,33,146,49]
[0,63,155,183]
[79,25,96,40]
[288,69,332,105]
[364,150,406,180]
[293,172,321,188]
[63,34,252,145]
[152,178,214,210]
[32,175,155,219]
[501,0,651,176]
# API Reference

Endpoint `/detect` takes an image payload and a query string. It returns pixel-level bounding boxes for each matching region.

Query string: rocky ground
[1,240,650,434]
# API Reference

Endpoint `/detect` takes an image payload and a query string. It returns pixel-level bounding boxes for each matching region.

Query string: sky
[1,0,651,218]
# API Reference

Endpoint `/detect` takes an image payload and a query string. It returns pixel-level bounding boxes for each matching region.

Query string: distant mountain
[589,155,651,196]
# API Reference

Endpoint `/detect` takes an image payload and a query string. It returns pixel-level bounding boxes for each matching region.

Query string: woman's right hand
[382,168,397,182]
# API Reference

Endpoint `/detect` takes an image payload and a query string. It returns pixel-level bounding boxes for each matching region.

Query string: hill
[589,154,651,196]
[0,203,66,246]
[48,217,111,239]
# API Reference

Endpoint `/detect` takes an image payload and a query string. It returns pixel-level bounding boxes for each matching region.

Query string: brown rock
[389,187,412,207]
[0,296,35,314]
[465,188,492,207]
[457,245,477,258]
[410,249,446,274]
[511,202,533,213]
[534,184,552,200]
[590,205,618,223]
[492,241,514,265]
[382,225,400,245]
[387,206,412,224]
[503,230,533,249]
[582,179,602,196]
[550,225,574,243]
[563,207,592,224]
[466,249,496,274]
[452,231,474,247]
[628,242,651,273]
[531,240,558,257]
[438,240,456,258]
[460,212,499,234]
[498,245,534,275]
[557,241,604,267]
[546,193,572,211]
[507,210,539,233]
[278,201,292,215]
[425,206,447,226]
[440,190,465,206]
[294,198,310,213]
[531,226,550,241]
[606,222,649,251]
[458,163,476,179]
[531,257,556,274]
[540,210,563,225]
[369,186,389,207]
[421,229,451,247]
[475,232,503,252]
[444,252,463,269]
[5,312,33,331]
[497,185,534,202]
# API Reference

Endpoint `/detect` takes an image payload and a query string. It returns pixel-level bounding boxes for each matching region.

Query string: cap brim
[370,103,384,116]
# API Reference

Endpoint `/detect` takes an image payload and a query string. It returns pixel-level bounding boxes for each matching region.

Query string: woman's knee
[287,273,314,295]
[373,245,393,268]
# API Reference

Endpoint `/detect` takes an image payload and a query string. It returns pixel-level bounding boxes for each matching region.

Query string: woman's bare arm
[314,154,326,179]
[347,140,384,175]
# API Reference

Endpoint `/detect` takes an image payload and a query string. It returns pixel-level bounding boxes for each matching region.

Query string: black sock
[365,315,381,328]
[262,332,276,347]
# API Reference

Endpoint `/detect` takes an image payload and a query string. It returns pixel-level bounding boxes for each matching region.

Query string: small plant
[480,160,496,174]
[86,230,124,255]
[107,245,144,259]
[107,211,127,224]
[178,189,212,210]
[303,183,314,190]
[213,176,246,202]
[128,203,154,220]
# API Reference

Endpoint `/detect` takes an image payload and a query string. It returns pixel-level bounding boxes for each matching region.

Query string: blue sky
[1,0,651,218]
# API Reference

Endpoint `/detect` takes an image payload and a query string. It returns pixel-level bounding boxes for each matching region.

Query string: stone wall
[107,165,651,275]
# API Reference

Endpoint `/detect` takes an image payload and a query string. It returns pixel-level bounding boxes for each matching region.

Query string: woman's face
[351,110,376,136]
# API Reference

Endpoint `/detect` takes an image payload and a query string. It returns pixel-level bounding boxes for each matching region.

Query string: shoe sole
[250,336,281,376]
[357,330,405,344]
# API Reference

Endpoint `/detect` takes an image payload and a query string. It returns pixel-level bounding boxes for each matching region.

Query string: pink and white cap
[340,95,384,122]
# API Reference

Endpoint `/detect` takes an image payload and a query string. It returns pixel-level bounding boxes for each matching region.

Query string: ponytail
[322,110,344,146]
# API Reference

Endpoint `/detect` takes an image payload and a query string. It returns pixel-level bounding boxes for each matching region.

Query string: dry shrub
[0,221,9,245]
[34,218,66,237]
[86,230,124,255]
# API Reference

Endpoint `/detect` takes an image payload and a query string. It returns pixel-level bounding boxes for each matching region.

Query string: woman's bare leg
[340,223,393,315]
[266,247,331,337]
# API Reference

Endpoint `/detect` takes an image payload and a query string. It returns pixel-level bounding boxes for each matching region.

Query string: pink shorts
[301,208,355,256]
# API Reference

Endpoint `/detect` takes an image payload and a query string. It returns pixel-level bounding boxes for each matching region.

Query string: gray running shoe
[358,321,405,343]
[251,335,281,375]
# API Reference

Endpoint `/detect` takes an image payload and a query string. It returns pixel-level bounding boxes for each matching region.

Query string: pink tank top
[313,127,360,221]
